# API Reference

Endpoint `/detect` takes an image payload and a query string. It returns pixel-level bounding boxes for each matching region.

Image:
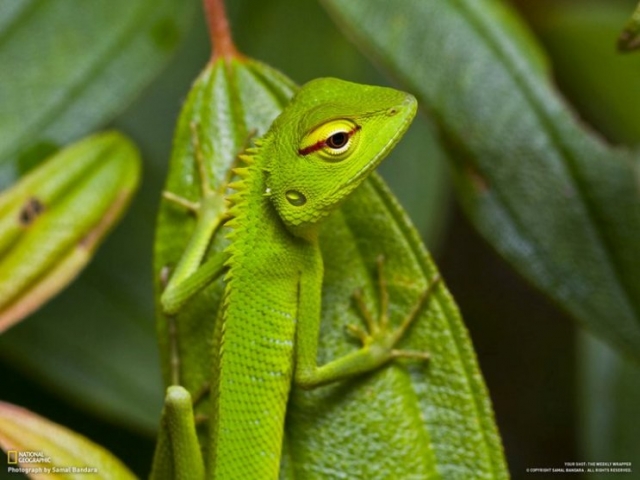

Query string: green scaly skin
[212,78,417,479]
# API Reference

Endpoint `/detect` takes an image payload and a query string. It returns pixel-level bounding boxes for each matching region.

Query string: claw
[160,265,171,288]
[346,323,369,343]
[351,288,378,334]
[375,255,389,329]
[390,274,440,345]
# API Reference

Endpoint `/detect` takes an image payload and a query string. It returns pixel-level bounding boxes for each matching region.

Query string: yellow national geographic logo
[5,450,51,465]
[5,450,98,475]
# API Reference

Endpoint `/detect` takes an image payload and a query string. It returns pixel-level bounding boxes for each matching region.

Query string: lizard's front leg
[160,122,234,317]
[294,252,438,390]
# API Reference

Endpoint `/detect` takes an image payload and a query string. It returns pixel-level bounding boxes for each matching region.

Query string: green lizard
[159,77,432,479]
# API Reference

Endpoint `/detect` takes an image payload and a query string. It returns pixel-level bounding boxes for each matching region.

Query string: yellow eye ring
[298,119,360,160]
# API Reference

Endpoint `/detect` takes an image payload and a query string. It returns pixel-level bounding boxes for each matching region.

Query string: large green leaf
[154,54,507,478]
[322,0,640,359]
[0,0,196,433]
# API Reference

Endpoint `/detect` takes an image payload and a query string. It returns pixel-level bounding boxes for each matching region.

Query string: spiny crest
[232,167,250,179]
[222,143,264,278]
[237,153,254,165]
[225,146,262,214]
[224,169,253,219]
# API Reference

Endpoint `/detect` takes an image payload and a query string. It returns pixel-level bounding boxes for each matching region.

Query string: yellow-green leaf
[0,132,141,332]
[0,401,136,479]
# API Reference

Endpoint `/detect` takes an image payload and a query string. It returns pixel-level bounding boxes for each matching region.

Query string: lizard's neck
[226,139,325,247]
[224,146,305,272]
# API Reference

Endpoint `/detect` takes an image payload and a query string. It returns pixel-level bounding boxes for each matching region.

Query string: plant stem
[203,0,241,61]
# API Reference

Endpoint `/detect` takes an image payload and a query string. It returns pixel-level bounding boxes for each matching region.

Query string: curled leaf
[0,132,141,332]
[0,401,136,479]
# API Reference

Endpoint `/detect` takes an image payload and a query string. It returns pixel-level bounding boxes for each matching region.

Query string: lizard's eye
[326,131,349,150]
[298,119,360,161]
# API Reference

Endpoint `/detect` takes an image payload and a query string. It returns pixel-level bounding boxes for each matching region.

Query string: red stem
[203,0,241,61]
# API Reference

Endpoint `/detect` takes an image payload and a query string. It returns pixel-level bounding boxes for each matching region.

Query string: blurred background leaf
[513,0,640,144]
[513,2,640,476]
[579,332,640,479]
[0,1,194,187]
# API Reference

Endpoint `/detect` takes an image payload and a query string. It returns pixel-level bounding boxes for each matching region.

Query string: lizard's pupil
[326,131,349,149]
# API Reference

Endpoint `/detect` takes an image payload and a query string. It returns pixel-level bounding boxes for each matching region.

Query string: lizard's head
[264,77,417,239]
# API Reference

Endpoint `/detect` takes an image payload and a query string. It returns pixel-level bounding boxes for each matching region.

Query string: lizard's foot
[163,122,227,217]
[163,123,254,219]
[348,256,439,363]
